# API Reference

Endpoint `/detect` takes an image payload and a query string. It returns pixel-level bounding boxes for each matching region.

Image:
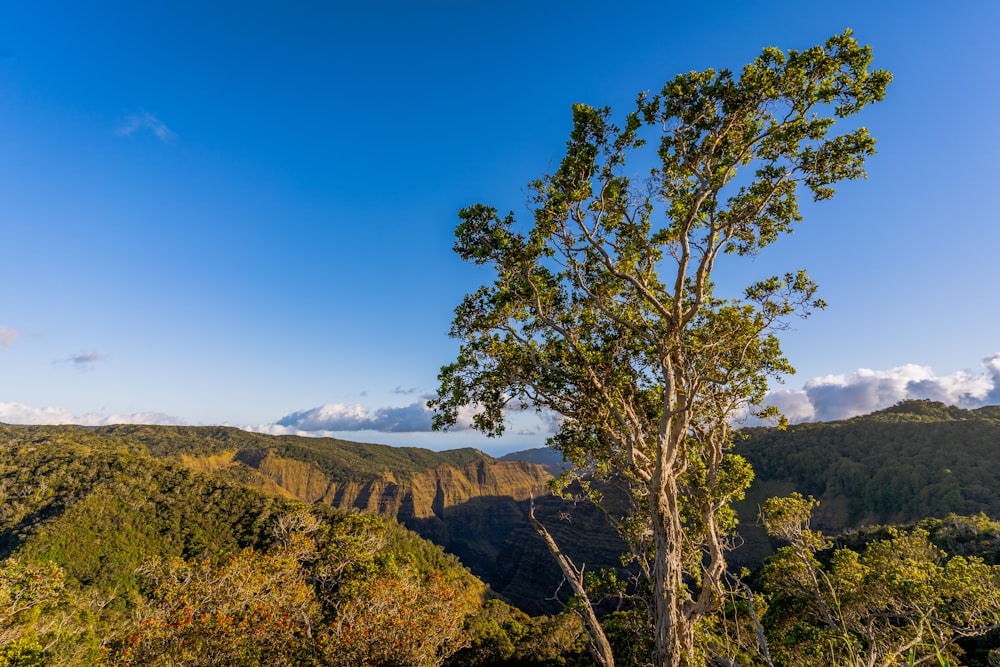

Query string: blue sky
[1,1,998,455]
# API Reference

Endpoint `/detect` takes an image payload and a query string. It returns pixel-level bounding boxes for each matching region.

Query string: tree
[319,569,470,667]
[430,31,890,666]
[113,546,320,666]
[760,495,1000,666]
[0,558,65,667]
[110,508,479,667]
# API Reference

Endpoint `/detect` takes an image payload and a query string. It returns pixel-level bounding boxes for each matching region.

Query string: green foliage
[0,637,45,667]
[321,569,472,667]
[14,405,1000,666]
[2,422,570,616]
[0,557,105,666]
[106,507,484,666]
[602,609,655,667]
[1,425,526,667]
[758,497,1000,667]
[446,599,590,667]
[0,559,64,663]
[111,547,320,666]
[2,446,286,599]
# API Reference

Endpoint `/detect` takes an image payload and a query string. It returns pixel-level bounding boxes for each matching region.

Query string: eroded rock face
[183,449,551,520]
[180,448,625,615]
[297,454,544,519]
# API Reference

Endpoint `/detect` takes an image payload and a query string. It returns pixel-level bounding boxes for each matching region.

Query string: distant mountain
[725,400,1000,563]
[0,424,595,665]
[499,446,568,477]
[6,399,996,618]
[736,400,1000,519]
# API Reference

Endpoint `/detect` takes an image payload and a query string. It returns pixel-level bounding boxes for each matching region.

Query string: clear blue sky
[2,1,998,454]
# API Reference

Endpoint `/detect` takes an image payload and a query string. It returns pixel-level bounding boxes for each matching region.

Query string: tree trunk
[652,474,697,666]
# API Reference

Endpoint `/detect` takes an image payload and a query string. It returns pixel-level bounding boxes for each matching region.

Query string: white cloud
[0,402,186,426]
[94,411,187,426]
[0,403,76,424]
[763,353,1000,423]
[763,389,817,423]
[273,398,488,434]
[0,327,18,349]
[117,111,176,142]
[276,401,441,433]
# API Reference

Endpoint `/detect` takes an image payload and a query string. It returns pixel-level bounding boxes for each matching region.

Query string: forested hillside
[732,400,1000,563]
[88,423,624,615]
[0,425,592,665]
[498,400,1000,568]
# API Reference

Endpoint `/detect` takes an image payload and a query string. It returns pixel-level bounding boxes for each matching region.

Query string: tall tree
[430,31,890,666]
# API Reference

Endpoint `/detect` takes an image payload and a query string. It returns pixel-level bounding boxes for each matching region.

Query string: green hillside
[499,401,1000,571]
[83,423,620,616]
[0,424,590,666]
[94,423,489,483]
[736,400,1000,533]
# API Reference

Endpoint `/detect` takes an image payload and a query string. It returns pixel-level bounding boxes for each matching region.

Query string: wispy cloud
[393,386,421,395]
[70,352,105,365]
[0,326,19,349]
[117,111,177,142]
[56,351,107,370]
[0,402,186,427]
[764,353,1000,424]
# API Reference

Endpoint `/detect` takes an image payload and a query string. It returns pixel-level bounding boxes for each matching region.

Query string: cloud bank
[4,355,999,437]
[765,353,1000,423]
[277,354,1000,436]
[0,402,186,427]
[274,400,445,434]
[270,394,506,435]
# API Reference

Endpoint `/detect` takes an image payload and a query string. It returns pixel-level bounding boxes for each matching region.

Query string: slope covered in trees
[736,400,1000,538]
[94,423,490,483]
[91,423,624,615]
[0,424,593,666]
[498,400,1000,568]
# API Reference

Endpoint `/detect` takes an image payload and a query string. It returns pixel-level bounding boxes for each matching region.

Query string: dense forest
[2,400,1000,665]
